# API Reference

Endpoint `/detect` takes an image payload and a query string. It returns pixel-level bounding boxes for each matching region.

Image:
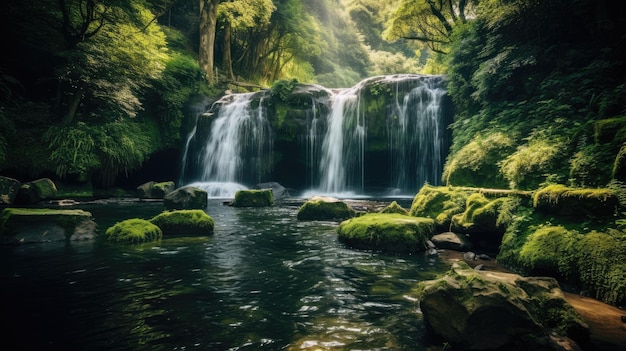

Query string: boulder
[379,200,409,215]
[164,186,208,210]
[297,196,356,221]
[337,213,435,253]
[254,182,290,200]
[0,176,21,204]
[417,262,589,350]
[150,210,214,236]
[137,181,176,199]
[14,178,58,205]
[232,189,273,207]
[0,208,97,244]
[104,218,162,243]
[533,184,619,219]
[431,231,473,251]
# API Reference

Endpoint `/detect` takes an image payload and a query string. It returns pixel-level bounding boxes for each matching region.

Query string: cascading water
[181,74,450,198]
[308,74,449,196]
[180,92,273,197]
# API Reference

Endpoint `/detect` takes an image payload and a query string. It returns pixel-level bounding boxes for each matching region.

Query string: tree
[384,0,478,54]
[199,0,220,83]
[217,0,274,81]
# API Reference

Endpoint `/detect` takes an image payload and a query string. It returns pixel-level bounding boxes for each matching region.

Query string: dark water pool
[0,199,451,350]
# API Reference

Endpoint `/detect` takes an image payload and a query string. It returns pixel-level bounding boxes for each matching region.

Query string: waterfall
[310,74,448,196]
[181,74,449,198]
[181,92,272,197]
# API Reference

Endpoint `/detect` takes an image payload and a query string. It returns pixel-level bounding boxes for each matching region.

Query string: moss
[337,213,435,253]
[442,132,514,188]
[612,144,626,181]
[409,185,471,231]
[104,218,162,244]
[297,197,356,221]
[500,139,564,190]
[594,115,626,144]
[150,210,214,236]
[232,189,273,207]
[379,200,409,215]
[533,184,619,218]
[576,230,626,305]
[517,225,579,278]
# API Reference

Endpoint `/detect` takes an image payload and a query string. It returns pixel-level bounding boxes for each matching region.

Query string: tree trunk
[222,21,235,81]
[62,87,84,125]
[199,0,219,83]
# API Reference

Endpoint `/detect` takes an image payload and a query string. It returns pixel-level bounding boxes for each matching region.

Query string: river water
[0,198,451,351]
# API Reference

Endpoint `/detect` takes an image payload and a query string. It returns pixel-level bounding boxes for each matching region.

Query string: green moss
[594,115,626,144]
[150,210,214,235]
[104,218,162,244]
[500,139,566,190]
[533,184,619,218]
[379,201,409,215]
[442,132,514,188]
[297,197,356,221]
[612,144,626,181]
[409,185,470,231]
[517,225,579,278]
[337,213,435,253]
[232,189,273,207]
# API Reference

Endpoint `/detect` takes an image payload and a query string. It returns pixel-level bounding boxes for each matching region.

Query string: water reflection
[0,199,449,350]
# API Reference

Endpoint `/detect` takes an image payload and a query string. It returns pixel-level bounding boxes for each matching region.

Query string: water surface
[0,199,449,350]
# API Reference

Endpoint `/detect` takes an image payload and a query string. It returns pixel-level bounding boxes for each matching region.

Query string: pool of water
[0,199,451,350]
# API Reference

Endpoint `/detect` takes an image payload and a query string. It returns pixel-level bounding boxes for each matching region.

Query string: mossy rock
[104,218,162,244]
[337,213,435,253]
[150,210,214,236]
[232,189,273,207]
[164,186,208,210]
[517,225,579,278]
[15,178,58,204]
[409,185,470,231]
[379,201,409,215]
[594,115,626,144]
[451,193,508,236]
[0,176,21,204]
[137,181,176,199]
[0,207,97,243]
[533,184,619,218]
[416,262,589,350]
[297,196,356,221]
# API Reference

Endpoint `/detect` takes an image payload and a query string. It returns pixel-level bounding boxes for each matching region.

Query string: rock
[417,262,589,350]
[431,231,473,251]
[254,182,290,200]
[137,181,176,199]
[104,218,162,244]
[14,178,58,205]
[150,210,214,236]
[297,196,356,221]
[164,186,208,210]
[379,200,409,215]
[232,189,273,207]
[0,208,97,244]
[473,264,484,271]
[337,213,435,253]
[533,184,619,219]
[0,176,21,204]
[463,251,476,260]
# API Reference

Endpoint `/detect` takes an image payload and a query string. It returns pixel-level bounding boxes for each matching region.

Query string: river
[0,198,451,350]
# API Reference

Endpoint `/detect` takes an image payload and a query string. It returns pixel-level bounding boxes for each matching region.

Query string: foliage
[500,138,565,190]
[270,79,299,102]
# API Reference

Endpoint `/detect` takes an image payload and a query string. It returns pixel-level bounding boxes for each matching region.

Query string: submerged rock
[137,181,176,199]
[297,196,356,221]
[337,213,435,253]
[0,207,97,244]
[417,262,589,350]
